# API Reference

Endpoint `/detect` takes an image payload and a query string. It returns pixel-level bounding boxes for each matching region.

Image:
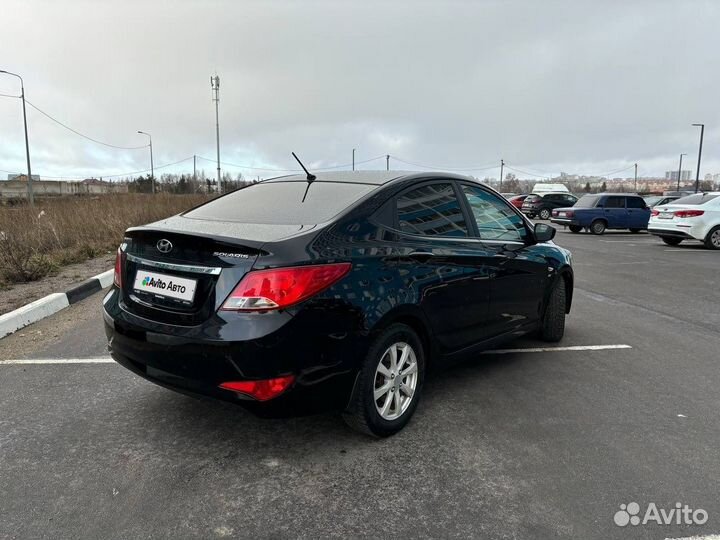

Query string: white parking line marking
[483,344,632,355]
[1,358,115,365]
[663,249,710,252]
[665,535,720,540]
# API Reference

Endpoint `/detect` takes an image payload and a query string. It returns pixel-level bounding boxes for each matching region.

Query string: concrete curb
[0,269,113,340]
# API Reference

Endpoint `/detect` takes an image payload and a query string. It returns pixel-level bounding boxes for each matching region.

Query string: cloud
[1,0,719,180]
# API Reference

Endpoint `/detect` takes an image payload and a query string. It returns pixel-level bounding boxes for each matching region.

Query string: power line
[196,154,386,172]
[36,156,195,180]
[18,99,148,150]
[390,155,498,172]
[504,165,549,178]
[0,92,20,99]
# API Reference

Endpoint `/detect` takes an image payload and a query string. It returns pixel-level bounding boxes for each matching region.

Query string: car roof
[262,170,477,186]
[594,192,642,196]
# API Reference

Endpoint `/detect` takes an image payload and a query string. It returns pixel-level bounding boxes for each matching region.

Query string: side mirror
[534,223,556,243]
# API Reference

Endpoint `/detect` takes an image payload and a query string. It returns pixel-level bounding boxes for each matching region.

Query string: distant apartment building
[665,170,693,181]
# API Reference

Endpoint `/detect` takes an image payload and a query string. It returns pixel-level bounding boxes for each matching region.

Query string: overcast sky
[2,0,719,181]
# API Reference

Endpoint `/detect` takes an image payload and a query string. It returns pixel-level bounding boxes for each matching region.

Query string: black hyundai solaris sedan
[104,171,573,436]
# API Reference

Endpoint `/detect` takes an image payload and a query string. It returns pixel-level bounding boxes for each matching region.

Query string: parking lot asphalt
[1,229,719,539]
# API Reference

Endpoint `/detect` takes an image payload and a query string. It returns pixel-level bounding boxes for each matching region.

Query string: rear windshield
[574,195,600,208]
[672,193,719,205]
[183,181,377,224]
[525,195,541,203]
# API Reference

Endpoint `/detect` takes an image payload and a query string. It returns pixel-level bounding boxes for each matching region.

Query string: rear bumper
[103,288,365,416]
[648,221,708,241]
[550,218,578,226]
[647,228,695,240]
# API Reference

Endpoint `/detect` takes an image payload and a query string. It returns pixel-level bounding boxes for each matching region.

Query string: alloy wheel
[712,229,720,248]
[374,342,418,421]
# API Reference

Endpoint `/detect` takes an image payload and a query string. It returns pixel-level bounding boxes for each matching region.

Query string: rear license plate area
[133,270,197,305]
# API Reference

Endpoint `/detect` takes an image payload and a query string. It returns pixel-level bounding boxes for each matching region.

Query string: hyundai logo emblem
[156,239,173,253]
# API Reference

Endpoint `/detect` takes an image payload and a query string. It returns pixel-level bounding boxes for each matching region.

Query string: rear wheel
[661,236,682,246]
[343,323,425,437]
[590,220,607,235]
[704,226,720,250]
[539,279,566,342]
[568,225,582,233]
[539,208,551,220]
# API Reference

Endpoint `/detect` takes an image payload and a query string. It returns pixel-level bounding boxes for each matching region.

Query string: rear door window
[460,185,528,242]
[627,197,646,209]
[604,196,626,208]
[395,183,469,237]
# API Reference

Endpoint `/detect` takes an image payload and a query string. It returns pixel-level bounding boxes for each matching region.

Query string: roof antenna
[292,152,316,182]
[292,152,316,202]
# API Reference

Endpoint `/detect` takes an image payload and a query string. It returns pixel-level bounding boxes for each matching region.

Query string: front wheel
[343,323,425,437]
[539,279,566,342]
[661,236,682,246]
[539,208,551,220]
[569,225,582,233]
[704,226,720,250]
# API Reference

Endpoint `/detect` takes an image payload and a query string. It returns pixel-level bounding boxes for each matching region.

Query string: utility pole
[634,163,637,192]
[677,153,686,191]
[352,148,355,171]
[137,131,154,193]
[193,155,197,183]
[692,123,705,193]
[386,155,390,171]
[0,70,34,206]
[211,74,221,194]
[499,159,504,189]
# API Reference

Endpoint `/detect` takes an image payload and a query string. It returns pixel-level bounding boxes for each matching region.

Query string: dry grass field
[0,194,209,285]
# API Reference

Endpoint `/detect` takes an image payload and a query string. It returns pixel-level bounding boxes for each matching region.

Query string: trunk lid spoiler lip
[125,217,319,250]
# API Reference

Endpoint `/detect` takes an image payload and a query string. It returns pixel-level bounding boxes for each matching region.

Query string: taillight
[565,210,574,217]
[219,375,295,401]
[651,209,660,217]
[113,247,122,287]
[552,210,558,216]
[674,210,704,218]
[221,263,352,311]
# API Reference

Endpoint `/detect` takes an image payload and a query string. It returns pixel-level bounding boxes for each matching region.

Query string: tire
[539,208,551,220]
[629,228,642,233]
[661,236,682,246]
[590,220,607,235]
[343,323,425,437]
[704,226,720,250]
[539,279,566,342]
[569,225,582,233]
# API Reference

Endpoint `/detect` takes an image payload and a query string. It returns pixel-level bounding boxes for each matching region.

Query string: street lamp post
[137,131,154,193]
[692,123,705,193]
[677,153,686,191]
[0,69,34,206]
[352,148,355,171]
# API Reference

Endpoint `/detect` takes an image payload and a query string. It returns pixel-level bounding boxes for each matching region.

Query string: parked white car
[648,192,720,249]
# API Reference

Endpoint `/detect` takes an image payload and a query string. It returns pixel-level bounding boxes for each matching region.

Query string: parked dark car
[508,194,528,209]
[550,193,650,234]
[104,171,573,437]
[522,193,578,220]
[644,195,681,208]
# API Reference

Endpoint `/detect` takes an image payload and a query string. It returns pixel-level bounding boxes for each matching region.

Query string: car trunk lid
[119,216,316,325]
